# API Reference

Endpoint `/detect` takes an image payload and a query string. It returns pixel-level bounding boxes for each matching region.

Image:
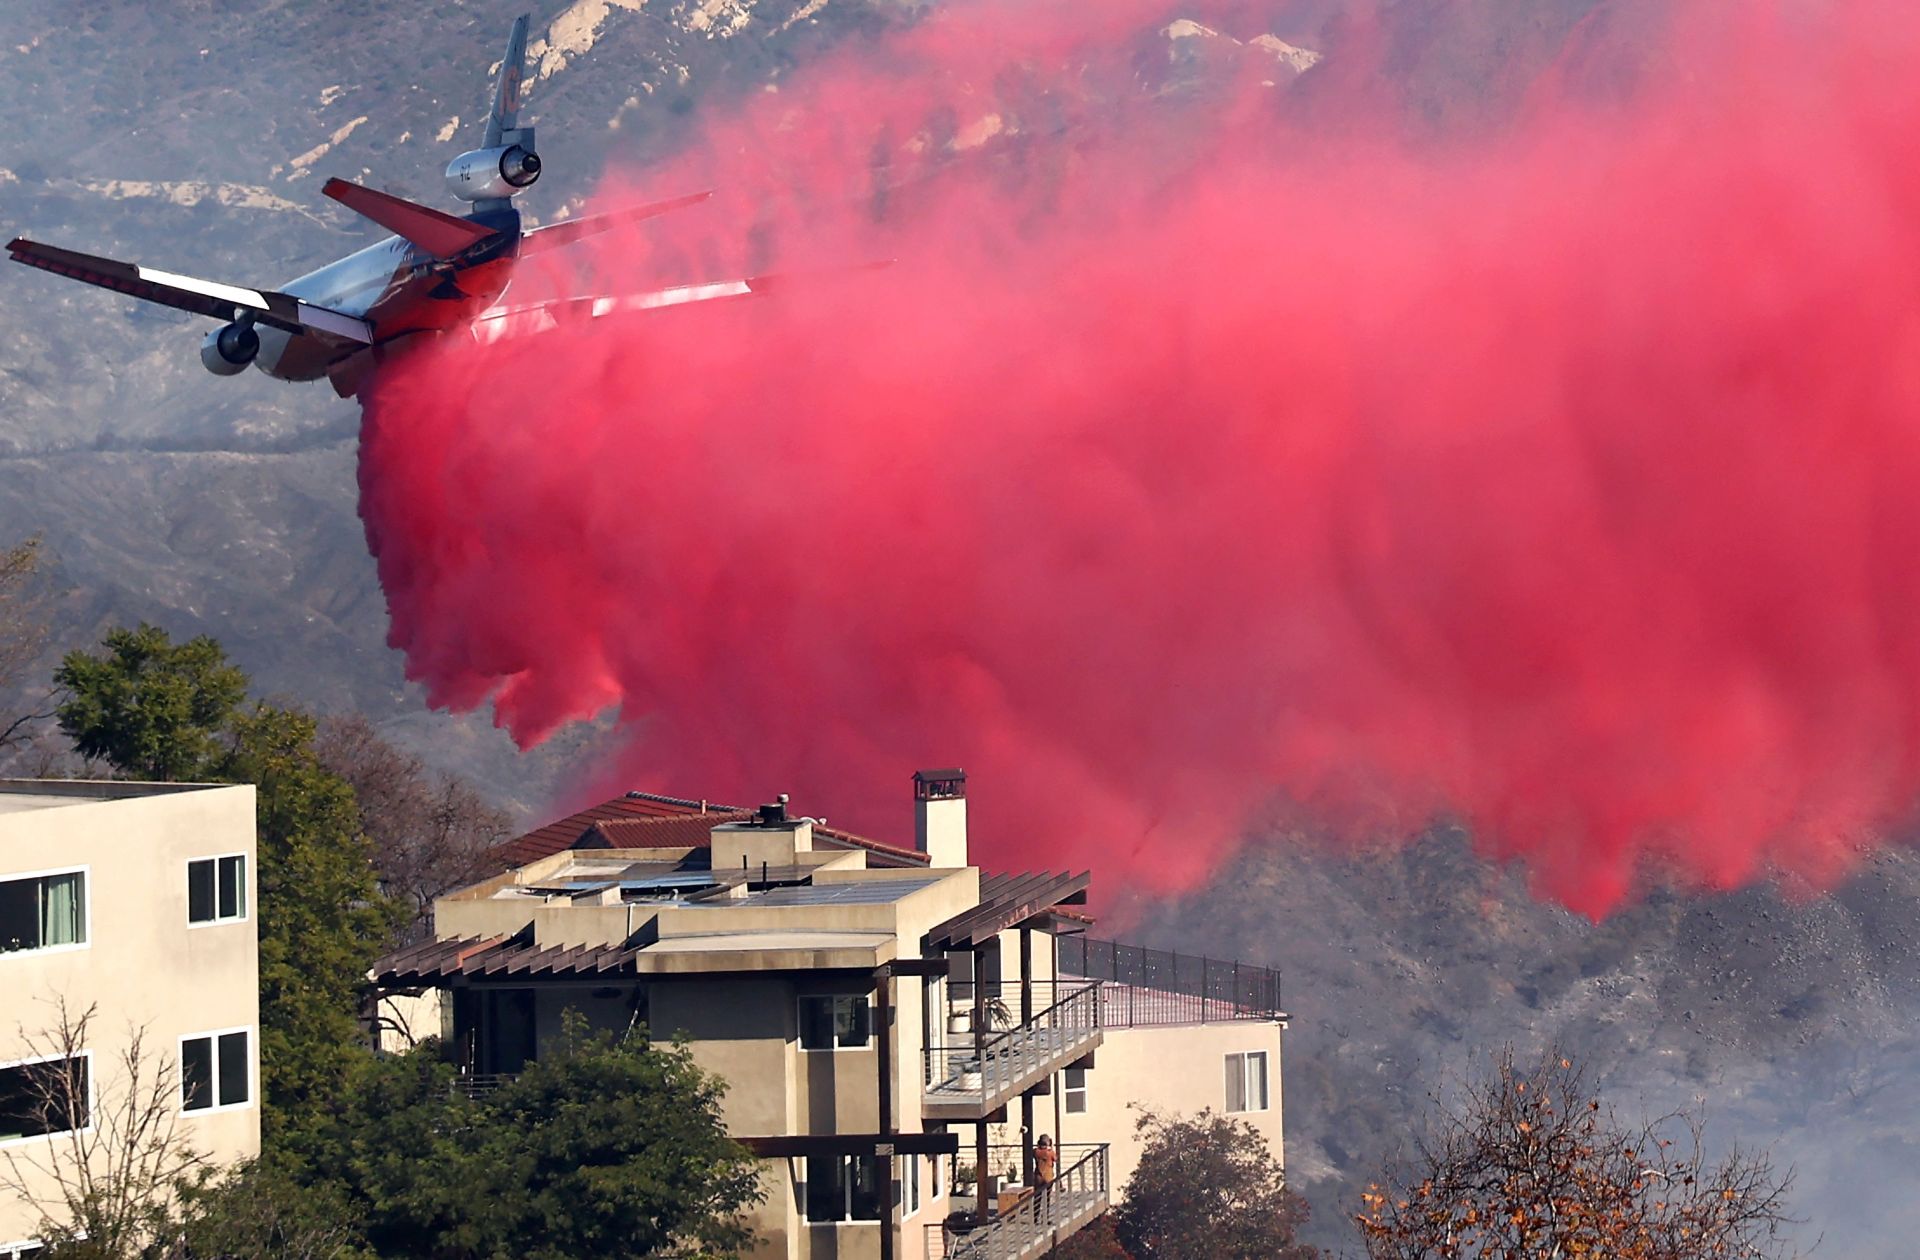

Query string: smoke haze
[360,0,1920,915]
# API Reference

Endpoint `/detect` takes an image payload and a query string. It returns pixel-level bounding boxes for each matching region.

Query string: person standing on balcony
[1035,1134,1058,1188]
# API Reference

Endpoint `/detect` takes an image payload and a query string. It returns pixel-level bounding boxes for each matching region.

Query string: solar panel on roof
[748,878,943,907]
[620,874,719,891]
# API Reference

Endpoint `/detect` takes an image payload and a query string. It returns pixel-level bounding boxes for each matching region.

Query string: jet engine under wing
[7,238,373,343]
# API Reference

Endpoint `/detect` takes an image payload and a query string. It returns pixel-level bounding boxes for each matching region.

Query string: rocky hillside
[1132,830,1920,1255]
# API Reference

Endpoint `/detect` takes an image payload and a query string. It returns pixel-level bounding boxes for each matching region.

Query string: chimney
[913,769,968,868]
[710,794,814,872]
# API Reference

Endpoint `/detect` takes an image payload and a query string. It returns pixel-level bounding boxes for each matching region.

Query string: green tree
[52,626,401,1149]
[174,1159,373,1260]
[55,624,247,780]
[1110,1110,1317,1260]
[306,1023,765,1260]
[227,705,405,1146]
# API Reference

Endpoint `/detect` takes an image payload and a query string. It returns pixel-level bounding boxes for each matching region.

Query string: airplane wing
[469,278,763,344]
[7,238,372,343]
[470,262,893,345]
[518,191,714,256]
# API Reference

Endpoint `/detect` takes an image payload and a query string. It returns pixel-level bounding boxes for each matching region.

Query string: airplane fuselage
[259,206,521,381]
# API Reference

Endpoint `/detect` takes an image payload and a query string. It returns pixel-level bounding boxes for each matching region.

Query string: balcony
[923,983,1103,1122]
[928,1144,1109,1260]
[1061,936,1286,1026]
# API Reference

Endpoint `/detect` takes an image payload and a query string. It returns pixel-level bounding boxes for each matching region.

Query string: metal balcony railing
[923,983,1103,1121]
[927,1144,1109,1260]
[938,979,1095,1037]
[448,1071,517,1100]
[1060,936,1284,1021]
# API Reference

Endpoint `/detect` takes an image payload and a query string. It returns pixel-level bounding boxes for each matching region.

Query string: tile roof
[487,789,930,872]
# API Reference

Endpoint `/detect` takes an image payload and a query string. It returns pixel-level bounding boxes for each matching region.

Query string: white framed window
[0,1050,92,1146]
[187,854,247,926]
[1064,1065,1088,1114]
[0,1239,45,1260]
[1225,1050,1269,1113]
[928,1151,941,1200]
[798,995,872,1051]
[0,867,89,957]
[180,1028,252,1113]
[804,1154,883,1223]
[902,1152,921,1217]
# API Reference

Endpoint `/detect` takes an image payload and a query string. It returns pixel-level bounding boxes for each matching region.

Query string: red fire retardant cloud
[360,0,1920,916]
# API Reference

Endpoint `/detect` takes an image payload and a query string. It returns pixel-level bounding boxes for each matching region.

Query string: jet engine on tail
[445,143,542,201]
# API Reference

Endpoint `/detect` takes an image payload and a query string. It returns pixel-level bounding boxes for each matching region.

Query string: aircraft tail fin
[483,15,533,148]
[322,178,498,260]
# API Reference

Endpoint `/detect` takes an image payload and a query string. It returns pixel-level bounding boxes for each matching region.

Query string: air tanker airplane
[6,16,743,398]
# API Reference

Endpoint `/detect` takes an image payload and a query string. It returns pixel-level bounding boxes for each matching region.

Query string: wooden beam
[886,957,954,978]
[736,1132,958,1158]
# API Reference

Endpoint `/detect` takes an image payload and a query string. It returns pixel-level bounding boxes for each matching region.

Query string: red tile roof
[488,790,930,872]
[581,813,756,850]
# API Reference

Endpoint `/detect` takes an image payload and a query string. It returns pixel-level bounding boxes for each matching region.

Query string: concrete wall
[1057,1019,1285,1193]
[0,784,260,1246]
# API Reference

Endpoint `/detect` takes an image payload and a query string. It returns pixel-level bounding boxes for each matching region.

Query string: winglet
[322,178,498,261]
[483,15,533,149]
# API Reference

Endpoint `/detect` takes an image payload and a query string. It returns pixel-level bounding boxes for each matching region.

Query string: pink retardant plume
[359,0,1920,916]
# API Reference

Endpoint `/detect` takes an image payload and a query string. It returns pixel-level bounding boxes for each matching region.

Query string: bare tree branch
[0,999,206,1256]
[1358,1047,1800,1260]
[312,715,511,931]
[0,536,57,756]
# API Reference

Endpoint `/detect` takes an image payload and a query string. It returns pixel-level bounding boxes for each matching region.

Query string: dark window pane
[217,1031,249,1105]
[0,877,39,953]
[217,856,243,920]
[182,1037,213,1111]
[0,1057,87,1140]
[188,860,215,924]
[0,1062,35,1139]
[805,1155,845,1222]
[799,998,835,1051]
[837,997,871,1048]
[849,1156,883,1221]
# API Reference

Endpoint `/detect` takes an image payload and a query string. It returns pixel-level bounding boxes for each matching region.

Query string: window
[1064,1065,1088,1114]
[180,1030,250,1112]
[0,1053,90,1143]
[0,1240,45,1260]
[1225,1050,1269,1113]
[187,855,246,925]
[903,1152,921,1217]
[0,869,87,955]
[928,1152,941,1201]
[798,995,872,1051]
[804,1155,883,1223]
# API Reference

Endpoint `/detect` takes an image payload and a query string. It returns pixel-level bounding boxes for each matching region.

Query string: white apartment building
[370,770,1285,1260]
[0,781,261,1257]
